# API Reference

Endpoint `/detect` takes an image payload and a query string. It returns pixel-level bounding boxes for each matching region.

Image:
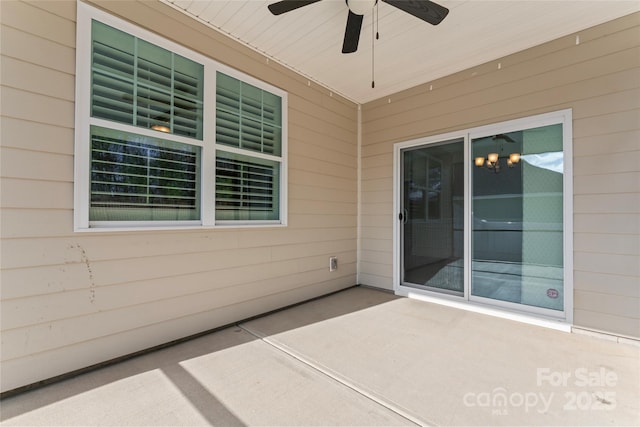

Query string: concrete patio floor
[1,286,638,426]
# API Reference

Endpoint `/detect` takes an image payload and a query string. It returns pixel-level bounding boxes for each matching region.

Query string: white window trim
[392,109,573,329]
[74,2,287,232]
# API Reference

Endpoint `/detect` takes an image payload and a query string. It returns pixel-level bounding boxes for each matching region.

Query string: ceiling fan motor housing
[347,0,378,16]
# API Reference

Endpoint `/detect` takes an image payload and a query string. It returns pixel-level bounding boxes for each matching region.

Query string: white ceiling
[162,0,640,104]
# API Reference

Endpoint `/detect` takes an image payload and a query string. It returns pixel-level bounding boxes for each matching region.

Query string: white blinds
[215,72,283,221]
[215,152,280,221]
[216,72,282,156]
[90,126,200,221]
[91,21,204,139]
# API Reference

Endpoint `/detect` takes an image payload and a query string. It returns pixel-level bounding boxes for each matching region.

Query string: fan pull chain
[371,13,375,88]
[376,0,379,40]
[371,1,379,89]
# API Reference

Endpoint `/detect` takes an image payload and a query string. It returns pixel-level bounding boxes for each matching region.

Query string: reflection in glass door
[401,139,464,295]
[471,124,564,311]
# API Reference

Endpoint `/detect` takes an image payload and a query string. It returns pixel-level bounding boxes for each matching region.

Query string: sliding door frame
[393,109,573,327]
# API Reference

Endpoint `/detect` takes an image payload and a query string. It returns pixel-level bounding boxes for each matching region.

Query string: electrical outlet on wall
[329,256,338,272]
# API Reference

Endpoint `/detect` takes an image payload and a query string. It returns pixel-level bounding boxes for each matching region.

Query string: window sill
[76,222,287,233]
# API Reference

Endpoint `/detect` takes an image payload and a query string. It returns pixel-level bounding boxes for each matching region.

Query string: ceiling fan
[267,0,449,54]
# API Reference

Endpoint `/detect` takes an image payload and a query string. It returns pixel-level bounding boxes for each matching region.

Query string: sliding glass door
[395,110,571,319]
[471,124,564,311]
[400,138,464,295]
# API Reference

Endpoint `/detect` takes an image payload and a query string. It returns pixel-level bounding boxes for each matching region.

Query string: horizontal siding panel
[574,213,639,234]
[360,238,393,253]
[297,251,357,274]
[289,200,356,216]
[0,147,73,182]
[359,261,392,279]
[574,233,640,256]
[0,0,75,47]
[364,47,639,136]
[574,194,639,214]
[574,172,640,195]
[573,309,640,339]
[271,239,356,262]
[289,110,355,143]
[358,273,393,290]
[360,165,393,181]
[1,86,74,128]
[0,25,75,74]
[25,1,76,20]
[1,179,72,209]
[361,190,393,204]
[574,251,640,276]
[361,177,393,192]
[289,94,356,133]
[361,153,393,168]
[237,228,356,249]
[575,291,640,320]
[1,117,74,154]
[574,270,640,298]
[361,213,393,228]
[1,266,357,361]
[288,139,356,168]
[572,87,640,119]
[1,252,356,330]
[360,225,392,241]
[573,109,640,139]
[0,230,357,271]
[362,141,395,158]
[1,55,74,101]
[574,149,639,176]
[359,249,393,266]
[1,232,241,266]
[289,169,356,191]
[290,184,356,204]
[363,60,639,147]
[573,129,640,157]
[289,214,356,229]
[289,153,356,180]
[0,263,92,299]
[1,239,267,277]
[0,209,73,238]
[289,129,355,156]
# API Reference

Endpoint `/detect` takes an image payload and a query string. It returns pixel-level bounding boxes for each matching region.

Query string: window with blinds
[76,5,286,229]
[216,152,280,221]
[216,72,282,156]
[91,21,204,139]
[215,72,283,222]
[89,126,200,221]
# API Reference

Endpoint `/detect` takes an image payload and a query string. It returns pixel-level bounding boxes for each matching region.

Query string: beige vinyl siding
[360,13,640,338]
[0,0,357,392]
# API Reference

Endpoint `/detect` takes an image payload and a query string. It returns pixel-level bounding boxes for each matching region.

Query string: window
[215,73,283,222]
[75,4,287,230]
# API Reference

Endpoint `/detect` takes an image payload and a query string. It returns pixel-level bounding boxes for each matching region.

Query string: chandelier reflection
[474,152,521,172]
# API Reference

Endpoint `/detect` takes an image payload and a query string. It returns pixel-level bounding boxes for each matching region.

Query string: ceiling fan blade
[383,0,449,25]
[268,0,322,16]
[342,10,364,54]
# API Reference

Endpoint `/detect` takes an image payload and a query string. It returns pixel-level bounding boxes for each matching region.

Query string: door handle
[399,209,408,224]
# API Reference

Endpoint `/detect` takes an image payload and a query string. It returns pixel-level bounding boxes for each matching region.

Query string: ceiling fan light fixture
[347,0,377,15]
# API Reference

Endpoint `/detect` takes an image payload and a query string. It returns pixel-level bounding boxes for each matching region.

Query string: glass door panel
[401,138,464,295]
[471,124,564,311]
